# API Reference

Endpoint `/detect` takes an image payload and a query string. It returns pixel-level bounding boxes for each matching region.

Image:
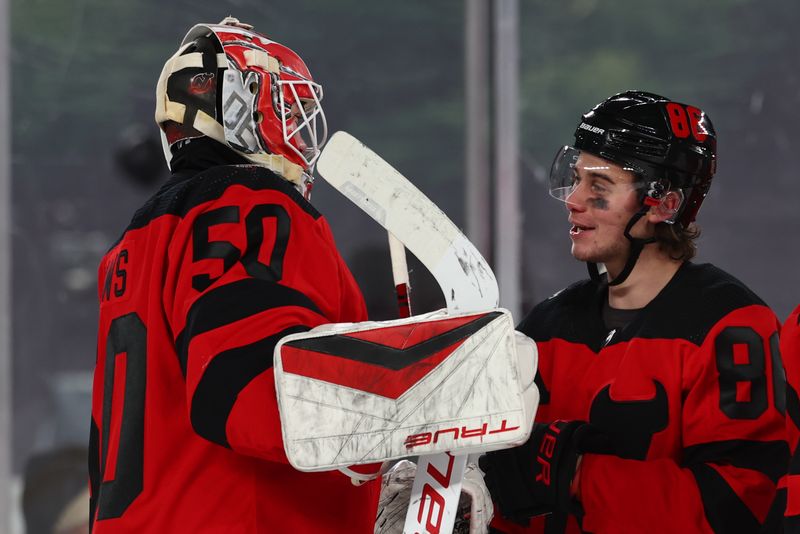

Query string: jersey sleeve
[577,304,787,534]
[164,179,366,463]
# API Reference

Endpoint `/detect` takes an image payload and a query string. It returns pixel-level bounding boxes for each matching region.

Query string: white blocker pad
[274,308,539,471]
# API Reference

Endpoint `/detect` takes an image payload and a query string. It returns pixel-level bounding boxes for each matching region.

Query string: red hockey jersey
[89,165,379,533]
[783,305,800,532]
[494,262,788,534]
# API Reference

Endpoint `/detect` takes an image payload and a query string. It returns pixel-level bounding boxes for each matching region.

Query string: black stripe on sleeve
[787,383,800,435]
[130,166,319,231]
[790,446,800,478]
[89,417,100,531]
[190,325,309,448]
[683,439,790,484]
[175,279,322,376]
[789,383,800,478]
[689,463,761,534]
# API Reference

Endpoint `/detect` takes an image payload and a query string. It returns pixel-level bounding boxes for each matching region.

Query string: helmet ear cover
[640,183,685,224]
[159,35,223,146]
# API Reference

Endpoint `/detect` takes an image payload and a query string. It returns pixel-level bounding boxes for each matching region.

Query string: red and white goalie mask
[155,17,327,186]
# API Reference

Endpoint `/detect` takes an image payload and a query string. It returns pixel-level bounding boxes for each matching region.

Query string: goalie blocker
[273,308,539,471]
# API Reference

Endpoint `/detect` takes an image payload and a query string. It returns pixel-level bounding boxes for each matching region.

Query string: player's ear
[648,190,683,224]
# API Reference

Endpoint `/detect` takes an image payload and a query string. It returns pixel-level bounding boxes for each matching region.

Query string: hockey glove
[479,420,604,525]
[374,460,416,533]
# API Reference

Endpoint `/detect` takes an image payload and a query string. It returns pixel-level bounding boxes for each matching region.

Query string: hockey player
[480,91,788,533]
[89,18,379,532]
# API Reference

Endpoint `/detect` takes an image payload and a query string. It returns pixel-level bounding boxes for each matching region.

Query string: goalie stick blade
[317,131,499,313]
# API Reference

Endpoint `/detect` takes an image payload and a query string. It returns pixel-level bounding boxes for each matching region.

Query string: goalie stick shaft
[318,132,499,534]
[390,232,464,534]
[388,232,411,318]
[388,231,465,533]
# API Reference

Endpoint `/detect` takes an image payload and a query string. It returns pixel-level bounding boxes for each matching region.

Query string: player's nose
[565,183,588,212]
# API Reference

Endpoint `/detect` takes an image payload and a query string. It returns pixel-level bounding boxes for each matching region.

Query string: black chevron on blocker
[285,312,502,370]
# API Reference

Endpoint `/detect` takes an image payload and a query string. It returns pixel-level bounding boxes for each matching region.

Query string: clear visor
[278,78,328,168]
[548,146,646,202]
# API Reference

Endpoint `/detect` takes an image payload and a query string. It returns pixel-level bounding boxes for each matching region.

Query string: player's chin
[570,244,595,263]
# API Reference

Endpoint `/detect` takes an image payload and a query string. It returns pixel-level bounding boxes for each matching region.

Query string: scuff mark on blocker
[274,311,531,468]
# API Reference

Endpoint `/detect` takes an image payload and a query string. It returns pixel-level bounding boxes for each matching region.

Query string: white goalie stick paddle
[318,132,499,314]
[317,131,500,534]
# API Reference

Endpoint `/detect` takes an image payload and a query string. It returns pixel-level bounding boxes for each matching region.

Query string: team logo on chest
[589,380,669,460]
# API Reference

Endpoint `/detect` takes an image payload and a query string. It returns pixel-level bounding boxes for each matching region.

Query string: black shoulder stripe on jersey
[519,263,772,349]
[190,325,309,448]
[689,463,761,533]
[175,279,323,377]
[180,165,319,220]
[612,263,770,347]
[682,439,789,483]
[108,166,320,250]
[89,417,100,531]
[517,280,607,350]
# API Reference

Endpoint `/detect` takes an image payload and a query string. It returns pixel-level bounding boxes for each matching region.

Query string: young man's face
[564,152,643,266]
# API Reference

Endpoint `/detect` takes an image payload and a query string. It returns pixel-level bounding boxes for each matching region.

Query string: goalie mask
[155,17,327,188]
[548,91,717,285]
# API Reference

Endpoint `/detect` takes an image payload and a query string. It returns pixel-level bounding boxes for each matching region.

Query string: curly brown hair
[654,221,700,261]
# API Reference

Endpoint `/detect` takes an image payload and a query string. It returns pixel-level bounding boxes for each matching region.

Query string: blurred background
[2,0,799,531]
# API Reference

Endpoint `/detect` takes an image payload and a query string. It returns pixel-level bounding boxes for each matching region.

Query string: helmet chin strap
[587,205,657,286]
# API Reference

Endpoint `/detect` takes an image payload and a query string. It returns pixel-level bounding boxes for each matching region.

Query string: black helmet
[573,90,717,227]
